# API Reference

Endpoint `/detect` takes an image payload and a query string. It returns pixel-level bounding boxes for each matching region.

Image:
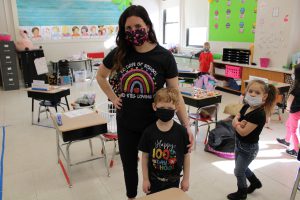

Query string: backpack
[205,119,235,159]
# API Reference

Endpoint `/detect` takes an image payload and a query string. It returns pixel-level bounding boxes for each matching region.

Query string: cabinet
[17,48,47,88]
[241,67,284,93]
[213,62,242,95]
[0,41,19,90]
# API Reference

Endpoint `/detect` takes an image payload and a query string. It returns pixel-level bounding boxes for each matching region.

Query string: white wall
[287,0,300,64]
[133,0,160,42]
[254,0,293,68]
[0,0,17,39]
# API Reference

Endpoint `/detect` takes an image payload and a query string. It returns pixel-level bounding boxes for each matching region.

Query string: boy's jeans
[234,139,259,189]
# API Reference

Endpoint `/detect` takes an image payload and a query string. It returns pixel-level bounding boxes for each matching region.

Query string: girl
[228,80,277,200]
[277,64,300,157]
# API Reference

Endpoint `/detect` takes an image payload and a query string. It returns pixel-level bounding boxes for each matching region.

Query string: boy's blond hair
[154,88,180,106]
[204,42,210,47]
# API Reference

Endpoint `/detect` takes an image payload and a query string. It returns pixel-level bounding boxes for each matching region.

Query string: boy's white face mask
[244,93,263,107]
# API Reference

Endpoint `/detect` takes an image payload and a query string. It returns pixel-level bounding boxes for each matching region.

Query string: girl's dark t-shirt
[103,45,178,132]
[237,104,266,143]
[290,87,300,113]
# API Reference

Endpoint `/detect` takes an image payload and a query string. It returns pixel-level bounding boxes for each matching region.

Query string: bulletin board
[16,0,131,40]
[16,0,126,26]
[208,0,257,42]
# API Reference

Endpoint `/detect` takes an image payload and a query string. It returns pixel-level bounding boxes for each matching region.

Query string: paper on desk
[64,108,94,118]
[34,57,48,75]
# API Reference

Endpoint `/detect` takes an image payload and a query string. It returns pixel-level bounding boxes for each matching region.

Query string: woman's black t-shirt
[103,45,178,132]
[236,104,266,143]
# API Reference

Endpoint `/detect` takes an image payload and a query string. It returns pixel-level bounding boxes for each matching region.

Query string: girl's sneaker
[286,149,298,158]
[276,138,290,147]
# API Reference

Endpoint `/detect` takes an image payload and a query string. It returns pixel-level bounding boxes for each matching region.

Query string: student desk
[27,87,70,126]
[178,70,201,79]
[136,188,192,200]
[181,90,222,149]
[51,110,108,187]
[50,59,93,83]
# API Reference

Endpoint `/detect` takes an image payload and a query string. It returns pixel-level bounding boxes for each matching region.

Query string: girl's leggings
[286,111,300,151]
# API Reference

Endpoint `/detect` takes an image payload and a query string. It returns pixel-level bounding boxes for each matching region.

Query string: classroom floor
[0,80,299,200]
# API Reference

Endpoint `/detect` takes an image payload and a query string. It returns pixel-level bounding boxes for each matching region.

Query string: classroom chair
[87,52,105,86]
[188,104,219,150]
[97,101,119,170]
[37,100,65,123]
[58,59,73,85]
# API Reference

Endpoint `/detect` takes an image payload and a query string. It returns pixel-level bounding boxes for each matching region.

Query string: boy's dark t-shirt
[237,104,266,143]
[290,87,300,113]
[139,121,189,179]
[103,45,178,132]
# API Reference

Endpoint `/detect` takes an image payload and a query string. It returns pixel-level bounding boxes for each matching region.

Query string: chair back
[87,52,105,59]
[58,59,70,76]
[97,101,117,134]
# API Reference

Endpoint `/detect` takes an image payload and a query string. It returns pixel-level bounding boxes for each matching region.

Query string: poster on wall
[209,0,257,42]
[16,0,130,41]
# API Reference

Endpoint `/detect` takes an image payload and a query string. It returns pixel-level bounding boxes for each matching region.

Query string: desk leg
[194,111,199,150]
[65,96,70,110]
[89,60,92,73]
[215,104,218,122]
[282,93,286,113]
[56,130,60,163]
[66,143,72,187]
[31,98,34,125]
[84,60,88,71]
[290,167,300,200]
[55,63,60,86]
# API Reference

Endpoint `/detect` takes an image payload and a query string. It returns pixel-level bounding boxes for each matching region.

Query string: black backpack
[207,120,235,153]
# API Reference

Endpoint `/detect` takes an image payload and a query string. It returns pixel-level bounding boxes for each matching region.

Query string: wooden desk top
[181,93,222,100]
[52,111,107,132]
[26,87,70,94]
[178,70,200,74]
[50,59,92,63]
[136,188,192,200]
[244,80,290,89]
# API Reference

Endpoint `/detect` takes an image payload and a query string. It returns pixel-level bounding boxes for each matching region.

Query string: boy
[199,42,214,75]
[138,88,190,194]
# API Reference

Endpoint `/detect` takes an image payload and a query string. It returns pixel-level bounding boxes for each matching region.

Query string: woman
[96,5,193,199]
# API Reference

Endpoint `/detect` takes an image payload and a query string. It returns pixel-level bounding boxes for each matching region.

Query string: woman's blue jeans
[234,139,259,189]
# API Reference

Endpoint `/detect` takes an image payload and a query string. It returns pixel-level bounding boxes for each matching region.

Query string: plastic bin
[74,70,86,82]
[225,65,242,79]
[214,68,226,76]
[0,34,11,41]
[260,58,270,68]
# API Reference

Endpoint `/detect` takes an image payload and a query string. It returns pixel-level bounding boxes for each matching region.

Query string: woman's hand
[111,96,122,109]
[185,126,194,153]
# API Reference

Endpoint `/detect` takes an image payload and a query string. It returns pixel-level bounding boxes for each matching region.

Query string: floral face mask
[125,28,148,46]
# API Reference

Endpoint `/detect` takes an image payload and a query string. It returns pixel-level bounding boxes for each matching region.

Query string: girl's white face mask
[244,93,263,107]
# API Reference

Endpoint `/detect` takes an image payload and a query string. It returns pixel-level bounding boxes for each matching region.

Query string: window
[186,27,207,48]
[163,7,180,45]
